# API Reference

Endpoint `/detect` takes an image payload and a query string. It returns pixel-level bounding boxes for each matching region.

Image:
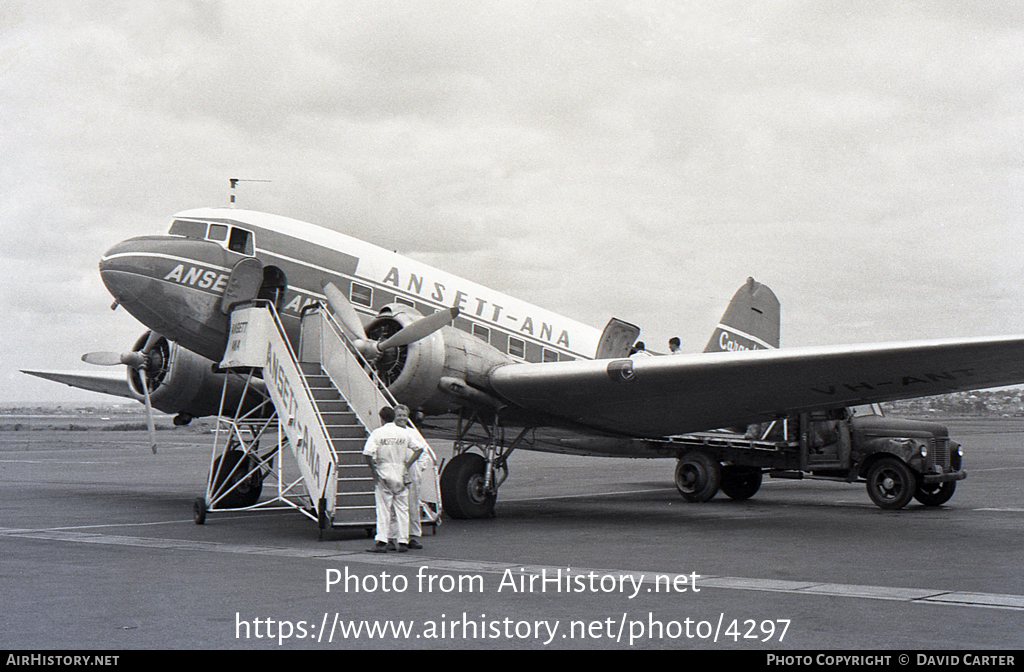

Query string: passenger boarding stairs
[207,299,428,536]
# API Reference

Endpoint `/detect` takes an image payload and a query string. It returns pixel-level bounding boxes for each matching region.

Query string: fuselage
[100,208,602,369]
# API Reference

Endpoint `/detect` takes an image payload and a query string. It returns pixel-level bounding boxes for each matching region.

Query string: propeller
[323,282,459,360]
[82,331,163,454]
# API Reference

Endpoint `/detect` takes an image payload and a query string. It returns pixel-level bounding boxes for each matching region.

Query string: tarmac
[1,417,1022,650]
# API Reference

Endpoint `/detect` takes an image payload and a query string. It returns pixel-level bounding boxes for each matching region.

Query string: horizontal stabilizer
[21,370,134,400]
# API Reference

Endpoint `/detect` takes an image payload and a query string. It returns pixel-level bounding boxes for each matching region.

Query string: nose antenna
[228,178,272,207]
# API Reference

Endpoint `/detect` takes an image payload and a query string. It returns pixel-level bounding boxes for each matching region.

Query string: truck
[664,404,966,509]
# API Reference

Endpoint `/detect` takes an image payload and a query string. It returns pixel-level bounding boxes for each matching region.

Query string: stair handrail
[244,300,339,466]
[317,306,400,409]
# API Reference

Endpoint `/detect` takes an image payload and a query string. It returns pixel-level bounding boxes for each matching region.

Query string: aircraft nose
[99,238,149,304]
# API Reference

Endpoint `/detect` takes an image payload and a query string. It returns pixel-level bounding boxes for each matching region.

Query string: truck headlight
[919,444,928,458]
[957,446,963,457]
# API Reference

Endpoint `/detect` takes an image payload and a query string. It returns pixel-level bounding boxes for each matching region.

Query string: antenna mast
[228,178,272,207]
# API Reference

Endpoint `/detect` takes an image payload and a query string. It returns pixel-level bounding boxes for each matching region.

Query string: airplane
[23,207,1024,519]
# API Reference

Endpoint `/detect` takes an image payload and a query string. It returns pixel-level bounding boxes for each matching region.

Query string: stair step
[323,424,366,440]
[334,451,371,466]
[337,477,375,494]
[335,492,376,507]
[310,387,343,402]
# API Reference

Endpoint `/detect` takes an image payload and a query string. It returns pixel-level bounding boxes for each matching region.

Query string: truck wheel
[720,466,762,500]
[914,481,956,507]
[675,452,721,502]
[440,452,496,519]
[865,457,916,510]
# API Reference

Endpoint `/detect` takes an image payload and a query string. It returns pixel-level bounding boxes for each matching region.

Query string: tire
[440,452,496,519]
[865,457,916,510]
[914,481,956,507]
[674,452,721,502]
[720,466,763,501]
[210,450,263,509]
[193,497,207,525]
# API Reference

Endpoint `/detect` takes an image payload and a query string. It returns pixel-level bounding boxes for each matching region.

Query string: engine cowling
[123,332,265,420]
[364,307,514,415]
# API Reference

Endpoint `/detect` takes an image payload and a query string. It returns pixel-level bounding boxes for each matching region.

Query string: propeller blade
[378,307,460,350]
[323,283,368,341]
[141,379,157,454]
[141,330,162,354]
[82,352,124,366]
[120,352,146,368]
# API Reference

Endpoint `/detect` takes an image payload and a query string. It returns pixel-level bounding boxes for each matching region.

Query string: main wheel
[440,452,496,519]
[210,450,263,509]
[865,457,916,510]
[720,466,763,500]
[674,452,721,502]
[914,481,956,507]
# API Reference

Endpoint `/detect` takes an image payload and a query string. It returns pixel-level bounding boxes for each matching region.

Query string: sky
[3,1,1024,403]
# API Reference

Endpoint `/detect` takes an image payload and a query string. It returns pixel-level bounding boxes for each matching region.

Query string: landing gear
[439,410,526,519]
[440,453,496,519]
[193,497,207,525]
[914,481,956,506]
[211,450,264,509]
[675,451,722,502]
[865,457,916,509]
[720,466,763,500]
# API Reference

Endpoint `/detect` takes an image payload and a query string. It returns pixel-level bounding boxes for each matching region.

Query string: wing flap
[488,335,1024,437]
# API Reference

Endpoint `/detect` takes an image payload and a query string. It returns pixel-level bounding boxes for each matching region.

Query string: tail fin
[704,277,780,352]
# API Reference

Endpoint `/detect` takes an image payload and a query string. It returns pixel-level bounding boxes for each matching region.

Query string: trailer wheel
[720,466,762,500]
[865,457,916,509]
[440,452,496,519]
[914,481,956,507]
[675,452,721,502]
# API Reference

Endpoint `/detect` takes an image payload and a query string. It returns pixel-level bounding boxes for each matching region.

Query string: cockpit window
[207,224,228,242]
[168,219,206,238]
[228,227,254,255]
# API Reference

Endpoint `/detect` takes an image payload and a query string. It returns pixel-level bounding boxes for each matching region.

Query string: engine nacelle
[365,307,514,415]
[124,332,265,420]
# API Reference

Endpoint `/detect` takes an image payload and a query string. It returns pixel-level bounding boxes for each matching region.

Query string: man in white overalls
[362,404,426,553]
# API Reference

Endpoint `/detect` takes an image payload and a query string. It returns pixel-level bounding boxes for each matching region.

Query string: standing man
[669,337,683,354]
[390,425,437,550]
[362,404,425,553]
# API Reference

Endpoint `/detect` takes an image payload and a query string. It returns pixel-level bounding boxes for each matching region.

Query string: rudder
[704,277,780,352]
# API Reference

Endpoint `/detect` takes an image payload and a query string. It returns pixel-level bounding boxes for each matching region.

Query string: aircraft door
[220,258,264,314]
[258,266,288,313]
[595,317,641,359]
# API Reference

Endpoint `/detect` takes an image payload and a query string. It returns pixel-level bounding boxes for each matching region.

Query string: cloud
[3,1,1024,400]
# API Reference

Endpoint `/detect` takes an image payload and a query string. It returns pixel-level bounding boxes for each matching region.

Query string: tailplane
[703,277,780,352]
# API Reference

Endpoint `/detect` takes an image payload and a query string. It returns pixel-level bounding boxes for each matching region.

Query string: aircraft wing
[21,370,135,400]
[488,335,1024,437]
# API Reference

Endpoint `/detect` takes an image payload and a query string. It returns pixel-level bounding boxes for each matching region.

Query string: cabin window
[228,227,254,255]
[472,324,490,343]
[350,282,373,307]
[543,348,559,363]
[207,224,228,242]
[394,296,416,308]
[168,219,206,238]
[508,336,525,359]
